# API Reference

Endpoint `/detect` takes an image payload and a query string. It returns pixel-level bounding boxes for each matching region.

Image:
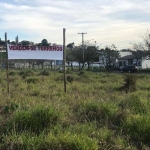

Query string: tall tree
[131,31,150,65]
[84,46,99,70]
[41,39,49,46]
[36,39,49,69]
[71,45,99,70]
[72,47,83,70]
[66,42,75,70]
[100,45,120,70]
[10,41,16,45]
[131,30,150,51]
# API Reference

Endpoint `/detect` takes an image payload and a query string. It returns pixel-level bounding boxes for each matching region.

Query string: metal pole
[63,28,66,93]
[5,32,10,95]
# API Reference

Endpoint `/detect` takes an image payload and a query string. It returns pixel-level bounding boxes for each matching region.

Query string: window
[138,61,141,66]
[119,62,122,66]
[123,61,126,66]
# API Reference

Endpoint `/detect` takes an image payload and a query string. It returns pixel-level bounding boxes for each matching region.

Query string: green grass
[0,69,150,149]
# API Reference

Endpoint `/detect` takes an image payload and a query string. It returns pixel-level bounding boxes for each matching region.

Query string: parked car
[120,65,138,73]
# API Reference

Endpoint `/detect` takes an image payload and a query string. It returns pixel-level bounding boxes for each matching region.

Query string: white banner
[7,44,63,60]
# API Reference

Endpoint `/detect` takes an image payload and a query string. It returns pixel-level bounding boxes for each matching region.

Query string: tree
[72,47,83,70]
[131,45,148,66]
[84,46,99,70]
[131,30,150,51]
[143,30,150,50]
[131,30,150,65]
[41,39,49,46]
[71,44,99,70]
[10,41,16,45]
[100,45,120,70]
[66,42,75,70]
[21,40,30,46]
[67,42,74,49]
[35,39,49,69]
[49,60,54,70]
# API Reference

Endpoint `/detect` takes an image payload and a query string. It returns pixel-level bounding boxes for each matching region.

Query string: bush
[9,71,16,76]
[121,74,137,92]
[66,75,73,83]
[19,70,34,79]
[25,77,39,84]
[78,71,85,76]
[39,70,50,76]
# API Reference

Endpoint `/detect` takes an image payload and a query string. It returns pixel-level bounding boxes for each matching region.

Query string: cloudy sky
[0,0,150,50]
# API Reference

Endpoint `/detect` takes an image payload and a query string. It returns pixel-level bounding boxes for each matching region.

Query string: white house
[98,49,133,68]
[118,55,150,69]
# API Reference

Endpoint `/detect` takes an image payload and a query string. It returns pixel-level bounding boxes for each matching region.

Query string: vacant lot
[0,69,150,150]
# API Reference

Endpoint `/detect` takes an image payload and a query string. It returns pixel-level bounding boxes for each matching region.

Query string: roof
[119,55,142,60]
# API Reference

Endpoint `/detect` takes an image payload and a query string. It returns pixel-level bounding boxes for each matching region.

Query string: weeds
[0,70,150,149]
[5,106,60,134]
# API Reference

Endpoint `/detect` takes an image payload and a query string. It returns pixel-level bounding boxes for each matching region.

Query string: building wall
[142,58,150,69]
[119,51,132,57]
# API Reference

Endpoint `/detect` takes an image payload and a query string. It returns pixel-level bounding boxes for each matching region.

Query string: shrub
[19,70,34,79]
[25,77,39,84]
[78,71,85,76]
[121,74,137,92]
[66,70,72,74]
[3,102,19,115]
[66,75,73,83]
[55,75,64,81]
[19,71,25,76]
[39,70,50,76]
[9,71,16,76]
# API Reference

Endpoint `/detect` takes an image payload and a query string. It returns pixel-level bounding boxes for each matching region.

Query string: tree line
[0,30,150,70]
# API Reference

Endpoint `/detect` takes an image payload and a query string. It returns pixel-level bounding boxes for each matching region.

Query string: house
[118,55,150,69]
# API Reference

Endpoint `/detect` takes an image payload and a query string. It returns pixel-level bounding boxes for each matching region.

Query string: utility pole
[63,28,66,93]
[78,32,87,69]
[5,32,10,95]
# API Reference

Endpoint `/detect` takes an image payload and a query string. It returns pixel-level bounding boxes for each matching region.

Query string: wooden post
[63,28,66,93]
[5,32,10,95]
[54,60,56,75]
[1,49,3,69]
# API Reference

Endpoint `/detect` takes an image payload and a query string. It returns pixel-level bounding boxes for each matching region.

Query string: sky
[0,0,150,50]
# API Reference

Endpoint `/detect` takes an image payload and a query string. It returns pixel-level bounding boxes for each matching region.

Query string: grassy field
[0,69,150,150]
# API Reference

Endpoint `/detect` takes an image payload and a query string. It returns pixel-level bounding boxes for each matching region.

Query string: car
[120,65,138,73]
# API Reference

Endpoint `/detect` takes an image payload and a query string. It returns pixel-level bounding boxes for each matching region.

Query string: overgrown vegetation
[0,69,150,149]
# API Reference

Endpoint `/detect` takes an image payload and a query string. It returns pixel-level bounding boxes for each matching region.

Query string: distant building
[118,55,150,69]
